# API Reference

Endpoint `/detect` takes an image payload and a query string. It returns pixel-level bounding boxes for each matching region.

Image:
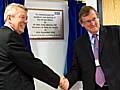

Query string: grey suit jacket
[66,25,120,90]
[0,26,60,90]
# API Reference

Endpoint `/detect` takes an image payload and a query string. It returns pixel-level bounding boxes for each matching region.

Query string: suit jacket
[0,26,60,90]
[66,25,120,90]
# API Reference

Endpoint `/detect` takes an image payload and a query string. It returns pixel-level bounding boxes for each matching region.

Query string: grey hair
[4,3,28,22]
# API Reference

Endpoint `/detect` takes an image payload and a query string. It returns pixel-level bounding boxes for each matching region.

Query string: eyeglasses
[82,17,98,24]
[11,14,27,20]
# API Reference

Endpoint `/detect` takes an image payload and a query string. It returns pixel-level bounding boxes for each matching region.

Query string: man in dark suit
[60,6,120,90]
[0,3,68,90]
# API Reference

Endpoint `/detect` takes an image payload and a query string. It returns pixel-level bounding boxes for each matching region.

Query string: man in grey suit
[61,6,120,90]
[0,3,68,90]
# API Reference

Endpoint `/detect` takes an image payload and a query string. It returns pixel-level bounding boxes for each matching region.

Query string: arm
[7,32,60,88]
[65,42,81,89]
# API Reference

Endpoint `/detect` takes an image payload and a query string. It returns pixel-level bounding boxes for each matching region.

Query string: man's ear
[7,15,12,23]
[79,20,83,27]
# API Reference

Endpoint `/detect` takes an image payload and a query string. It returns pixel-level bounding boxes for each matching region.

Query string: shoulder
[101,25,120,35]
[0,26,13,42]
[102,25,120,32]
[74,32,90,48]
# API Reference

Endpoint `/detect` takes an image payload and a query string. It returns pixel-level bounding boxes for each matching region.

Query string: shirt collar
[88,31,99,45]
[88,31,99,40]
[4,23,14,31]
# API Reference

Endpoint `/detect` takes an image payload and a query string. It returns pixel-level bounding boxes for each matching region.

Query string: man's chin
[19,29,24,33]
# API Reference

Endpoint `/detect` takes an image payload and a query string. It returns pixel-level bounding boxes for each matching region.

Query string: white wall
[25,0,97,90]
[86,0,97,10]
[25,1,68,90]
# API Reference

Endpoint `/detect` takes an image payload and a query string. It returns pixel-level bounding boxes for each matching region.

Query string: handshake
[59,76,69,90]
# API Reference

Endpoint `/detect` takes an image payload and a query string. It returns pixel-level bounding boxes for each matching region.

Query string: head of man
[4,3,28,34]
[79,6,100,35]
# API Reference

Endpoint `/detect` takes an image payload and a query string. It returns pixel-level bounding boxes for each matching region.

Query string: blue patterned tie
[93,34,105,87]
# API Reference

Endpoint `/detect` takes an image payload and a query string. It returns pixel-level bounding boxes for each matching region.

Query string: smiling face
[9,7,27,34]
[80,10,100,34]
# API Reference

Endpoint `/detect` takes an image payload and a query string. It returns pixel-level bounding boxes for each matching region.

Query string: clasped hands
[59,76,69,90]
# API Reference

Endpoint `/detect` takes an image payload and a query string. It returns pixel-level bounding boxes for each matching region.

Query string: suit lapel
[99,26,107,54]
[83,33,95,64]
[82,27,107,65]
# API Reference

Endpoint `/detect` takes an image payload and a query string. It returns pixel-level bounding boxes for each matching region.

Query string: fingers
[59,75,69,90]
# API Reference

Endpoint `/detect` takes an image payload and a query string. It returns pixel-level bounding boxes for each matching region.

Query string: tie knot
[92,34,98,38]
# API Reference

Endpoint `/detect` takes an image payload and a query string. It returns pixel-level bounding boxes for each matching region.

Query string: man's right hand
[59,76,69,90]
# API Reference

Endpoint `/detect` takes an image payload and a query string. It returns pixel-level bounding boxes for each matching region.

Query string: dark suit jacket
[66,25,120,90]
[0,26,60,90]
